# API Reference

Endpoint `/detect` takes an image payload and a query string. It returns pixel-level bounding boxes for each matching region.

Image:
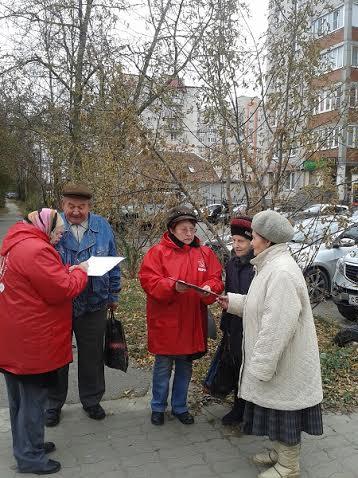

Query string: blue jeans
[151,355,193,414]
[4,373,49,472]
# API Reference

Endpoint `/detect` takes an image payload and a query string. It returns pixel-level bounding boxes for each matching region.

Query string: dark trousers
[4,373,49,472]
[47,308,107,410]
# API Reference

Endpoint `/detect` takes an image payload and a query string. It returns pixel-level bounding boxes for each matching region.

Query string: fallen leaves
[118,279,358,412]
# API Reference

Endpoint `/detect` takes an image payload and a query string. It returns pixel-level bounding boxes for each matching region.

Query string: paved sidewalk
[0,397,357,478]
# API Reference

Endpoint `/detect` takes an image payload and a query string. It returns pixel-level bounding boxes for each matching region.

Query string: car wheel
[305,267,330,304]
[337,304,358,322]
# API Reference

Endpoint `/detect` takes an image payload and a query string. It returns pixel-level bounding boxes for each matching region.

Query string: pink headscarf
[26,208,63,238]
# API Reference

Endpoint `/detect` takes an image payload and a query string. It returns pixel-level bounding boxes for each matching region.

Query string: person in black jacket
[221,216,255,426]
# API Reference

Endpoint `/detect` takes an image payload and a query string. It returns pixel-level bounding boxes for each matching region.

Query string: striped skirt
[242,401,323,445]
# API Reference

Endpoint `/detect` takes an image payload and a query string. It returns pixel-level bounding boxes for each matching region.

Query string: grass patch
[315,317,358,412]
[119,279,358,412]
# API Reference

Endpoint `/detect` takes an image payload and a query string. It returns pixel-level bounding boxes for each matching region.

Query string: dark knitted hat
[230,216,253,239]
[62,182,92,199]
[166,206,197,229]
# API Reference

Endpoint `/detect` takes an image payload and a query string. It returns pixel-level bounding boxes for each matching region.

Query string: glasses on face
[176,227,196,235]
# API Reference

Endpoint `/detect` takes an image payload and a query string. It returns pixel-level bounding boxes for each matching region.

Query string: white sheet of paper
[87,256,125,276]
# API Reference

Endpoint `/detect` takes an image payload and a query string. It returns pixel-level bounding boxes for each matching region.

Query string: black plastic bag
[333,324,358,347]
[203,333,239,398]
[104,311,129,372]
[207,309,217,340]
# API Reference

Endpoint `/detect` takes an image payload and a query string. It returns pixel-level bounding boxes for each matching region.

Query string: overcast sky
[247,0,269,38]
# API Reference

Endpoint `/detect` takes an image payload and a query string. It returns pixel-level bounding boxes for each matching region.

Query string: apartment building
[266,0,358,203]
[142,78,218,152]
[310,0,358,202]
[142,78,262,203]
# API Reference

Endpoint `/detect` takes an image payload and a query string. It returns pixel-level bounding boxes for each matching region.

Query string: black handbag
[104,311,129,372]
[207,309,217,340]
[203,333,240,398]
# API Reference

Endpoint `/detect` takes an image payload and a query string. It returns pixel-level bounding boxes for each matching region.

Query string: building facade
[266,0,358,203]
[310,0,358,202]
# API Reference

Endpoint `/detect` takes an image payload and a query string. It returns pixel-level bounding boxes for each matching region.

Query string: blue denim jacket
[56,212,121,317]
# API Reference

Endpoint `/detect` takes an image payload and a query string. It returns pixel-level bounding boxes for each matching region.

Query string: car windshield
[303,204,323,214]
[340,224,358,241]
[291,218,341,244]
[207,204,221,211]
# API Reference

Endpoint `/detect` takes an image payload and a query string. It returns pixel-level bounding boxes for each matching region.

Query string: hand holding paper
[87,256,125,277]
[175,281,190,293]
[171,278,221,297]
[69,261,89,274]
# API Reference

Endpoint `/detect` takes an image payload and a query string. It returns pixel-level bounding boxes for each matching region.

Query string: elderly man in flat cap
[45,182,121,426]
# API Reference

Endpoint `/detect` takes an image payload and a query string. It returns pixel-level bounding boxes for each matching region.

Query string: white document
[87,256,125,277]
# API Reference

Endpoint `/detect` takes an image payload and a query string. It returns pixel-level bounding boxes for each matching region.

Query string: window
[350,84,358,107]
[312,6,344,36]
[316,126,340,150]
[313,85,342,114]
[271,110,278,128]
[352,46,358,67]
[346,125,358,147]
[284,172,295,190]
[267,172,275,186]
[353,4,358,27]
[320,45,344,71]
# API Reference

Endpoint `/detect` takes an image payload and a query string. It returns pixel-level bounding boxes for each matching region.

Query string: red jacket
[139,232,223,355]
[0,223,88,375]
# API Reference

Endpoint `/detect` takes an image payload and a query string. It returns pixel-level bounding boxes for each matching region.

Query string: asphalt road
[0,200,22,245]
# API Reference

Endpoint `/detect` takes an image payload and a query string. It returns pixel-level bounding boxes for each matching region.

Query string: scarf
[25,208,63,238]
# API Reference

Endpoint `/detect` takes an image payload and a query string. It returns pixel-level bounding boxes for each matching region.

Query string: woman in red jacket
[0,208,88,475]
[139,206,223,426]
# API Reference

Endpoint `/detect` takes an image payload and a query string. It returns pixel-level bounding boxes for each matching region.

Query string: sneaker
[151,411,164,426]
[45,409,61,427]
[83,404,106,420]
[172,411,194,425]
[18,459,61,475]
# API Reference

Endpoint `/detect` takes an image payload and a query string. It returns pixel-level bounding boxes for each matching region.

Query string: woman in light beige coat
[218,210,323,478]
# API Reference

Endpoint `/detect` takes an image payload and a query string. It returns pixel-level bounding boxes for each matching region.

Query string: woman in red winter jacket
[0,208,88,475]
[139,206,223,426]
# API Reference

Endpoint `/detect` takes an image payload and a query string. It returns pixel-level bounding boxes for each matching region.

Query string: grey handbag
[207,309,217,340]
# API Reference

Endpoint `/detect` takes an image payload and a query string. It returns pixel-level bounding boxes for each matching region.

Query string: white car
[206,216,358,303]
[301,203,350,217]
[332,247,358,321]
[289,217,357,302]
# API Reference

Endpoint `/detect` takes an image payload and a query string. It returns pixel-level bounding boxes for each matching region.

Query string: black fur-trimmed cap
[166,206,197,229]
[230,216,253,239]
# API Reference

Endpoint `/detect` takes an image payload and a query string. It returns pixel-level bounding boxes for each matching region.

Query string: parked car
[232,203,248,216]
[204,234,233,264]
[5,191,17,199]
[202,203,224,224]
[300,203,350,219]
[206,216,358,303]
[219,203,250,224]
[289,217,357,303]
[331,248,358,321]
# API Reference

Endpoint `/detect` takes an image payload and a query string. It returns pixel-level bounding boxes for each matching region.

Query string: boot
[221,397,245,426]
[258,442,300,478]
[252,441,279,466]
